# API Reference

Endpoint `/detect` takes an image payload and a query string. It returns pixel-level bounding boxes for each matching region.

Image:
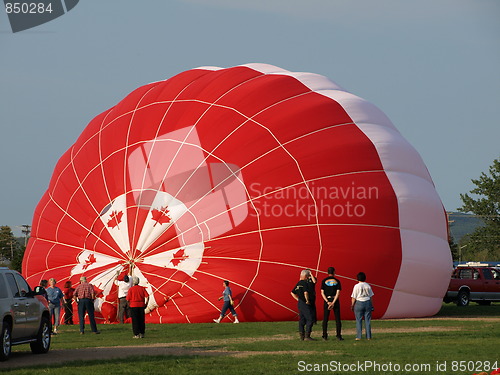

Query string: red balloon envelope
[23,64,452,323]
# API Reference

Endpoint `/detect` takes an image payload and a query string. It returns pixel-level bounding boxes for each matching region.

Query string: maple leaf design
[170,249,188,267]
[82,253,97,270]
[107,210,123,229]
[93,285,104,298]
[151,206,171,225]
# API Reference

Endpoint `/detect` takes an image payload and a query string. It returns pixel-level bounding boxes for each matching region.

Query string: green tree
[0,225,22,269]
[448,235,459,261]
[10,238,26,273]
[458,158,500,261]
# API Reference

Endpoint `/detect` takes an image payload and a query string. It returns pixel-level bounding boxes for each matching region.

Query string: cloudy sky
[1,0,499,236]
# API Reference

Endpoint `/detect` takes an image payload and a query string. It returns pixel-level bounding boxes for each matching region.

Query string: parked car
[444,263,500,306]
[0,267,51,361]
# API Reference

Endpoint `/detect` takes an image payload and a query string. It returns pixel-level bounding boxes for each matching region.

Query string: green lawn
[2,303,499,375]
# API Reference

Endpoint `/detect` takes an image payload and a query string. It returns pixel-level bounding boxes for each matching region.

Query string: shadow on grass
[0,346,227,372]
[0,355,206,374]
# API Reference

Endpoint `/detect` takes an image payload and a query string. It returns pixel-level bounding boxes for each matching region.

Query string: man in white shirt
[114,272,133,323]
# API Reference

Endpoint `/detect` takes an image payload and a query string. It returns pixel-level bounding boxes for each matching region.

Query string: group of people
[35,269,371,341]
[35,272,150,339]
[211,268,374,342]
[291,267,374,341]
[35,278,75,334]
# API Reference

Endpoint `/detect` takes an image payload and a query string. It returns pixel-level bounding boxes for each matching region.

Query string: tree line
[451,157,500,262]
[0,225,25,272]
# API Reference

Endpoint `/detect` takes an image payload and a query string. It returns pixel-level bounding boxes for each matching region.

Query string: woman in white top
[350,272,374,340]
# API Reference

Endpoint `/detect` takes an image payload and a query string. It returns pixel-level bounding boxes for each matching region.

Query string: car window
[13,272,31,296]
[459,269,473,279]
[5,273,20,297]
[482,269,493,280]
[493,269,500,280]
[0,274,9,299]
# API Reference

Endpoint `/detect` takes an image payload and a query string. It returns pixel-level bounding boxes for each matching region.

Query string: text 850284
[5,2,54,14]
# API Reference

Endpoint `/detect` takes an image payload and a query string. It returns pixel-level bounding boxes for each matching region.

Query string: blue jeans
[354,300,372,339]
[49,303,61,327]
[220,300,237,317]
[77,298,98,333]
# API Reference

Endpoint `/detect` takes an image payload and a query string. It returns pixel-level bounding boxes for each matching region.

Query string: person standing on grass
[213,280,239,323]
[62,280,75,325]
[351,272,374,340]
[305,269,317,325]
[114,271,132,324]
[291,270,314,341]
[73,276,100,335]
[46,278,64,335]
[320,267,344,341]
[127,276,149,338]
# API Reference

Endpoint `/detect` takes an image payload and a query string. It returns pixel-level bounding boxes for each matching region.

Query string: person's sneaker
[139,334,144,338]
[213,319,220,323]
[93,331,101,334]
[322,336,328,341]
[337,336,344,341]
[133,335,140,339]
[80,332,84,335]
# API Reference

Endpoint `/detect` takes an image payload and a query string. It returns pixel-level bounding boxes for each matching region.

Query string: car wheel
[30,316,51,354]
[0,322,12,361]
[457,290,470,306]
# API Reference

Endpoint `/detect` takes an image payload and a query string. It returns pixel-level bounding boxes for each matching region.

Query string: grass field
[1,303,499,375]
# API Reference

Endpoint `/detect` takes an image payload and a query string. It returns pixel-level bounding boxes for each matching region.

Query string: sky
[1,0,499,237]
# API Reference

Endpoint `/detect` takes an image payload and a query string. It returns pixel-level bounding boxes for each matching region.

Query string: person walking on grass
[47,278,64,335]
[351,272,374,340]
[127,276,149,338]
[213,280,239,323]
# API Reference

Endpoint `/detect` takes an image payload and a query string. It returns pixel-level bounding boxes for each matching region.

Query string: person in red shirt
[126,276,149,338]
[62,280,75,325]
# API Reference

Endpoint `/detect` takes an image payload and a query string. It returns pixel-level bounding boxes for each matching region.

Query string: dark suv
[0,267,51,361]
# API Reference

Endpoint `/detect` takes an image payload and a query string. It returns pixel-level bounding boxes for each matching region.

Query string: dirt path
[0,323,491,370]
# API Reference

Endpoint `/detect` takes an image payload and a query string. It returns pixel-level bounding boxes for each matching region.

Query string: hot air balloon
[23,63,452,324]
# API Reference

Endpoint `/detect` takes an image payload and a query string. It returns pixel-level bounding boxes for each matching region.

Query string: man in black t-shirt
[320,267,343,341]
[305,269,317,324]
[291,270,315,341]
